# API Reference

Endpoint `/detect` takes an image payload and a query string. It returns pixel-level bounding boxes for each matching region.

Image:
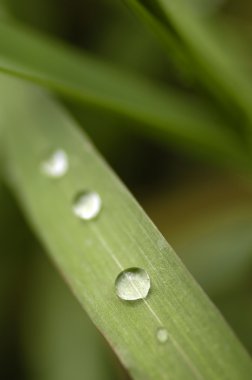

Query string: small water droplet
[156,327,168,343]
[115,268,150,301]
[41,150,69,178]
[73,191,102,220]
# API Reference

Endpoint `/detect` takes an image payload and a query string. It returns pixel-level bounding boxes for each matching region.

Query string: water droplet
[73,191,102,220]
[41,150,68,178]
[115,268,150,301]
[156,327,168,343]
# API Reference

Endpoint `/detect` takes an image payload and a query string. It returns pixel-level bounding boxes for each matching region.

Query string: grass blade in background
[1,73,252,380]
[0,21,249,167]
[122,0,192,76]
[125,0,252,130]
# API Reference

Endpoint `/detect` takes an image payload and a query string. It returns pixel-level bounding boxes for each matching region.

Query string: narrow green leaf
[2,74,252,380]
[0,21,248,167]
[125,0,252,127]
[122,0,191,73]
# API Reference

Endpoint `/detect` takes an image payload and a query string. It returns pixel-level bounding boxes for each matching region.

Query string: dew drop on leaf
[73,191,102,220]
[156,327,168,344]
[41,149,69,178]
[115,268,150,301]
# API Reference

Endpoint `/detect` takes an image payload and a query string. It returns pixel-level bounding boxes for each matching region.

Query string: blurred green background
[0,0,252,379]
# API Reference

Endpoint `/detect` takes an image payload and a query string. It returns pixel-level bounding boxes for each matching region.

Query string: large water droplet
[73,191,102,220]
[115,268,150,301]
[156,327,168,343]
[41,150,68,178]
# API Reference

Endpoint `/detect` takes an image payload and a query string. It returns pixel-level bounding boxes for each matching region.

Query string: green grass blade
[122,0,191,75]
[1,74,252,380]
[125,0,252,127]
[0,21,249,166]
